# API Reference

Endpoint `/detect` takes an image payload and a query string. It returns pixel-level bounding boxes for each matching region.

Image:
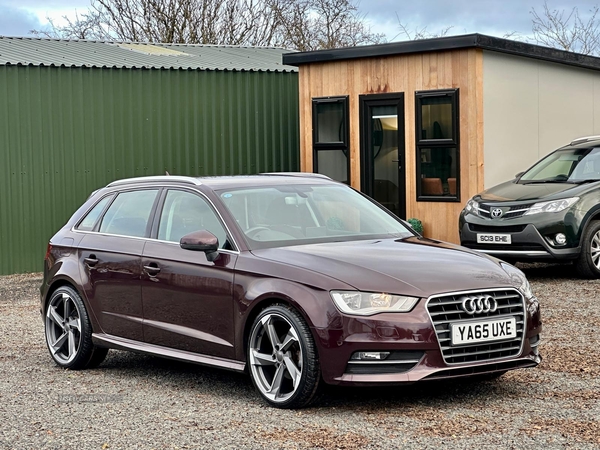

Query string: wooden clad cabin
[283,34,600,243]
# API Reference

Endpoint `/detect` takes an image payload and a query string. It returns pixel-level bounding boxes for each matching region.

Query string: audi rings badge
[460,295,498,315]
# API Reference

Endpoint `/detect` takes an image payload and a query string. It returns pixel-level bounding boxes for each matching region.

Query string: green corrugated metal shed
[0,37,300,275]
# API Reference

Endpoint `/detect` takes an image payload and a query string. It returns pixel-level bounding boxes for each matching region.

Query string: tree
[395,17,453,41]
[31,0,385,50]
[530,1,600,55]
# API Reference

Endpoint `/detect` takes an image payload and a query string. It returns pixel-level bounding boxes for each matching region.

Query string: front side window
[415,89,459,201]
[99,190,159,237]
[158,190,229,249]
[218,183,413,249]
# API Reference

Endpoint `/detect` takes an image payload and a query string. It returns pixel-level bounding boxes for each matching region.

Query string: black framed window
[312,97,350,184]
[415,89,459,201]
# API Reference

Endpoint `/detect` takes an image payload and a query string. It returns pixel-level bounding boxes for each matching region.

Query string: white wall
[483,51,600,188]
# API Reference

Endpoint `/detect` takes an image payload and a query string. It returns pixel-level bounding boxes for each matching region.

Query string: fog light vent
[345,351,424,375]
[350,351,390,361]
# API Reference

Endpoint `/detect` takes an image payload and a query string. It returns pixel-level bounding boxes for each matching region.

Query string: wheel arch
[238,281,337,363]
[576,206,600,243]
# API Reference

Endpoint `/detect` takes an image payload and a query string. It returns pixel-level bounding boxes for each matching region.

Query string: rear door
[141,189,238,359]
[78,189,160,341]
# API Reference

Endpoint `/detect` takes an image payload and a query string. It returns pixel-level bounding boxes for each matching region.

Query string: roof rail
[106,175,202,187]
[259,172,332,180]
[570,135,600,146]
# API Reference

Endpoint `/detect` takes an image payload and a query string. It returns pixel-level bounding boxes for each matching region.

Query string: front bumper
[315,291,542,386]
[459,211,581,261]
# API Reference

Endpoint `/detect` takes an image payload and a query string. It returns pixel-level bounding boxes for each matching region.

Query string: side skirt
[92,333,246,373]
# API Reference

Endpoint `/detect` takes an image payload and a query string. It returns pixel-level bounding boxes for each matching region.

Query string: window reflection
[420,96,453,141]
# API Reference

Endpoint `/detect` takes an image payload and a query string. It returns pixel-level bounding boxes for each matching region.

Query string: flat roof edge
[283,33,600,72]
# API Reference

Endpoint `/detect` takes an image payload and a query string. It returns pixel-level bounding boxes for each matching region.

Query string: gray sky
[1,0,600,41]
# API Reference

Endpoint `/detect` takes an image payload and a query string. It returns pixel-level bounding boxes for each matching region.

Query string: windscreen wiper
[566,179,600,184]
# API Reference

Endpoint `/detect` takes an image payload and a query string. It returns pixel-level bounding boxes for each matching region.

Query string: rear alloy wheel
[45,286,108,369]
[575,220,600,279]
[248,305,320,408]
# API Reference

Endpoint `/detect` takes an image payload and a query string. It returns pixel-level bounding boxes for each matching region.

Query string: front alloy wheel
[45,286,108,369]
[575,220,600,278]
[248,305,320,408]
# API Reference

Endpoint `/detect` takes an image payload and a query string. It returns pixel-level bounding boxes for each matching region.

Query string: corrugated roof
[0,36,297,72]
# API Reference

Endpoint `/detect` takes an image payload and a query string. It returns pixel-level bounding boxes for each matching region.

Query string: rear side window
[76,195,113,231]
[99,190,159,237]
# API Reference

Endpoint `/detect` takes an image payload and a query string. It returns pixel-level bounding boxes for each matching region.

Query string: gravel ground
[1,264,599,449]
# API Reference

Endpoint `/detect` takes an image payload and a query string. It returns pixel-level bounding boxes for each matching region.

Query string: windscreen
[519,147,600,183]
[217,183,413,249]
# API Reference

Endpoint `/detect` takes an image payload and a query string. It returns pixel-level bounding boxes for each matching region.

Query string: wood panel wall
[297,48,484,243]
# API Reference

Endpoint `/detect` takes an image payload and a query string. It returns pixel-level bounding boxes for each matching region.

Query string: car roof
[105,173,335,190]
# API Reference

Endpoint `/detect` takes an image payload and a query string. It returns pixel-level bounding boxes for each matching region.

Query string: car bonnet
[251,237,516,298]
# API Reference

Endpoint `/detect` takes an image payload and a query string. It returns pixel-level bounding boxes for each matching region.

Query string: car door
[141,189,238,359]
[78,188,160,341]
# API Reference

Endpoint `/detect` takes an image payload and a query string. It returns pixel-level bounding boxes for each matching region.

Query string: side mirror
[515,171,524,179]
[180,230,220,262]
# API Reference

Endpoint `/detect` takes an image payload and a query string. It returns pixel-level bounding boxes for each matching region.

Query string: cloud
[0,4,44,36]
[360,0,600,41]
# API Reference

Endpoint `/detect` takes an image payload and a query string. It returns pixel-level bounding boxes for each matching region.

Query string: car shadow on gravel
[516,262,580,281]
[98,350,257,402]
[92,350,526,410]
[317,376,527,411]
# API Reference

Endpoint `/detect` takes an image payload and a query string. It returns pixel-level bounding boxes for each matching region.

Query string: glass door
[359,94,405,218]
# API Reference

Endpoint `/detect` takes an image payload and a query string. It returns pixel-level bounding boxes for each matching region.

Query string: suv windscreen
[217,183,413,249]
[519,147,600,183]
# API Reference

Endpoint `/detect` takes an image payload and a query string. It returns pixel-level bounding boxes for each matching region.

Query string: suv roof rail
[107,175,202,187]
[570,135,600,146]
[259,172,332,180]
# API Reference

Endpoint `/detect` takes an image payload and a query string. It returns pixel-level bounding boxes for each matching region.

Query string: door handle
[144,263,161,276]
[84,255,98,267]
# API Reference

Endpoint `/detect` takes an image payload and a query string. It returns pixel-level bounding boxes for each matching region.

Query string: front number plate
[477,233,512,244]
[451,318,517,345]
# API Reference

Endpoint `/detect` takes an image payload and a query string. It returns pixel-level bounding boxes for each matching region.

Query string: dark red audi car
[41,174,542,408]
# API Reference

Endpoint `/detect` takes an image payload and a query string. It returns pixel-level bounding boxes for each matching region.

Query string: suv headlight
[524,197,578,215]
[331,291,419,316]
[501,263,534,299]
[464,198,480,216]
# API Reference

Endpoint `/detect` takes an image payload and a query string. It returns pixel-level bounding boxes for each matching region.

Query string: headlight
[524,197,578,215]
[464,198,480,215]
[501,263,534,299]
[331,291,419,316]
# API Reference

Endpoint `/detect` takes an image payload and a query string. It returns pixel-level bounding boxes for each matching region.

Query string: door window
[359,94,405,218]
[158,190,229,248]
[99,190,159,237]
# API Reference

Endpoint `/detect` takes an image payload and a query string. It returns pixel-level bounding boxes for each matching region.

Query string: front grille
[427,289,525,365]
[468,224,527,233]
[478,203,533,219]
[423,359,536,380]
[463,243,546,252]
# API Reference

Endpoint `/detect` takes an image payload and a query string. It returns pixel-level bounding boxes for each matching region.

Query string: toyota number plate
[477,233,511,244]
[451,317,517,345]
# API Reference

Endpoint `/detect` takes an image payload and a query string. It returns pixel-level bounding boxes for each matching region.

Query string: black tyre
[575,220,600,279]
[247,304,321,409]
[44,286,108,369]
